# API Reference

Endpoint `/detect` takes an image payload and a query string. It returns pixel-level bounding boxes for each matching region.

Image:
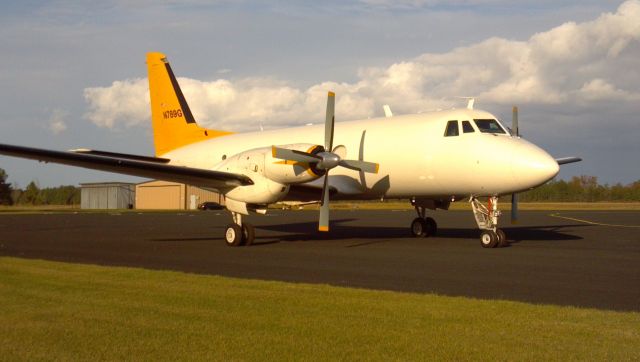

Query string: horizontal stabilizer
[0,143,252,190]
[555,157,582,165]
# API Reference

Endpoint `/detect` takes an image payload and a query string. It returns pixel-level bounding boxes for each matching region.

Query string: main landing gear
[225,212,255,247]
[470,196,509,248]
[409,196,509,248]
[410,199,438,237]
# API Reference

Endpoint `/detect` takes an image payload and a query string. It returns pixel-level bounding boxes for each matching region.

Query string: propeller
[272,91,379,231]
[511,106,519,224]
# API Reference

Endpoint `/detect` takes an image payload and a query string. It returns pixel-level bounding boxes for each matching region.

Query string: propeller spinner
[272,92,379,231]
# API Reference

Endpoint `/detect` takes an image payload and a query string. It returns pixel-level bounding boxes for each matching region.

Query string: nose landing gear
[471,196,509,248]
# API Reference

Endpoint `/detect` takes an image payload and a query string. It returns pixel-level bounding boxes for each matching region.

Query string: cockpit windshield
[474,119,507,134]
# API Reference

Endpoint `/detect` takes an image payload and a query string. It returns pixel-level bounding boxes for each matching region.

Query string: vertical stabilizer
[146,52,231,156]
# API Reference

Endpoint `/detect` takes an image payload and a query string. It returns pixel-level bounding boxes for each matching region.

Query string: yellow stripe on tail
[146,52,232,156]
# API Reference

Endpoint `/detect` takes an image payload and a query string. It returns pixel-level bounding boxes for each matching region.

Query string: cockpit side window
[444,120,459,137]
[474,119,506,134]
[462,120,474,133]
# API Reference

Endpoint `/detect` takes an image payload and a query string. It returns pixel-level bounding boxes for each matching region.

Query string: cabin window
[474,119,507,134]
[444,120,459,137]
[462,120,474,133]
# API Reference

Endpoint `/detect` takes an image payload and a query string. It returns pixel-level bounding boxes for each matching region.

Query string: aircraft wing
[69,148,171,163]
[555,157,582,165]
[0,143,253,189]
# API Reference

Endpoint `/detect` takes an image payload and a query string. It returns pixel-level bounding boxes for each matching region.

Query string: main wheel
[480,230,499,248]
[242,223,255,246]
[496,229,508,247]
[225,224,243,247]
[425,217,438,236]
[411,218,427,237]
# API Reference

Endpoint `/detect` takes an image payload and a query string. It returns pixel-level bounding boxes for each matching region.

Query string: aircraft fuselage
[164,108,559,201]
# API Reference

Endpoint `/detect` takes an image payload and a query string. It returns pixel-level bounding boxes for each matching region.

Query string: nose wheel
[471,196,510,248]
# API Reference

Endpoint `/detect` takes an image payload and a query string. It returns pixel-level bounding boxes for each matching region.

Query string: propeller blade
[358,130,368,189]
[319,173,330,232]
[511,106,519,224]
[325,92,335,152]
[512,106,519,137]
[511,193,518,224]
[272,146,321,163]
[338,159,379,174]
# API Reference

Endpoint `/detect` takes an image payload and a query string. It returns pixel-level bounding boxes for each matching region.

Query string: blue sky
[1,0,638,187]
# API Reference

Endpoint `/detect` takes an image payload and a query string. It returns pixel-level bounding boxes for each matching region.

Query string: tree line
[1,167,638,205]
[518,175,640,202]
[1,168,80,206]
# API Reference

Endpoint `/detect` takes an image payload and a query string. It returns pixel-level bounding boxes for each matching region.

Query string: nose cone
[511,141,559,191]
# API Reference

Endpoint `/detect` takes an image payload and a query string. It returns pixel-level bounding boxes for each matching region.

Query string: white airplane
[0,52,581,248]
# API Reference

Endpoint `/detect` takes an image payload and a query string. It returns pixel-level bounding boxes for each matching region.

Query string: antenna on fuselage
[512,106,519,137]
[457,97,475,110]
[383,105,393,118]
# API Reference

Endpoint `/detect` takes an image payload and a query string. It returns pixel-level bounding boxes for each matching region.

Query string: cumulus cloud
[83,0,640,132]
[83,79,150,128]
[47,109,68,135]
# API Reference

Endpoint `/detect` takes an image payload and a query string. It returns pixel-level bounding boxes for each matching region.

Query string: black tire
[480,230,499,248]
[496,229,509,247]
[225,224,243,247]
[410,218,427,237]
[425,217,438,237]
[242,223,255,246]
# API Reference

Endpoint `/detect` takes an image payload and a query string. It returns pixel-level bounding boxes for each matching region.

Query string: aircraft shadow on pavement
[148,219,585,245]
[252,219,586,245]
[434,224,587,243]
[150,237,221,242]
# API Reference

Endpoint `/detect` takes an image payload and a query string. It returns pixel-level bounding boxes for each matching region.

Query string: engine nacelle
[213,143,323,205]
[264,143,325,184]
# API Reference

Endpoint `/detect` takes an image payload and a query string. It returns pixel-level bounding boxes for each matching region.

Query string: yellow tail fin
[146,52,232,156]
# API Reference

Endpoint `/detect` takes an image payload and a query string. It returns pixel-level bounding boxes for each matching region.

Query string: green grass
[1,258,639,360]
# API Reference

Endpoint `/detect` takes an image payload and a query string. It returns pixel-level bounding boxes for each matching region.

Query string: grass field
[1,257,638,360]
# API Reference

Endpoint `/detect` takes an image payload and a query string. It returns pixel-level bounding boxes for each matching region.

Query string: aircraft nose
[511,142,559,190]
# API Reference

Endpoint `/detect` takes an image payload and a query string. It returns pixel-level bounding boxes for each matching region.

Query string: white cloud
[83,79,150,128]
[579,78,640,101]
[356,0,613,10]
[47,109,68,135]
[83,0,640,132]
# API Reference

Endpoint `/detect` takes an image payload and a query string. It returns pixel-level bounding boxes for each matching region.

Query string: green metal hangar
[80,181,224,210]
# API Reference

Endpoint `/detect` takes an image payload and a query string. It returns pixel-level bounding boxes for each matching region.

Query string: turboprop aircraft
[0,52,581,248]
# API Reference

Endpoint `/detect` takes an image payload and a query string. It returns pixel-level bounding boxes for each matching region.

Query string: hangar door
[136,182,184,209]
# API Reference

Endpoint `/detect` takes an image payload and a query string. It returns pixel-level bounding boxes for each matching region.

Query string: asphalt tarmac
[1,209,639,311]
